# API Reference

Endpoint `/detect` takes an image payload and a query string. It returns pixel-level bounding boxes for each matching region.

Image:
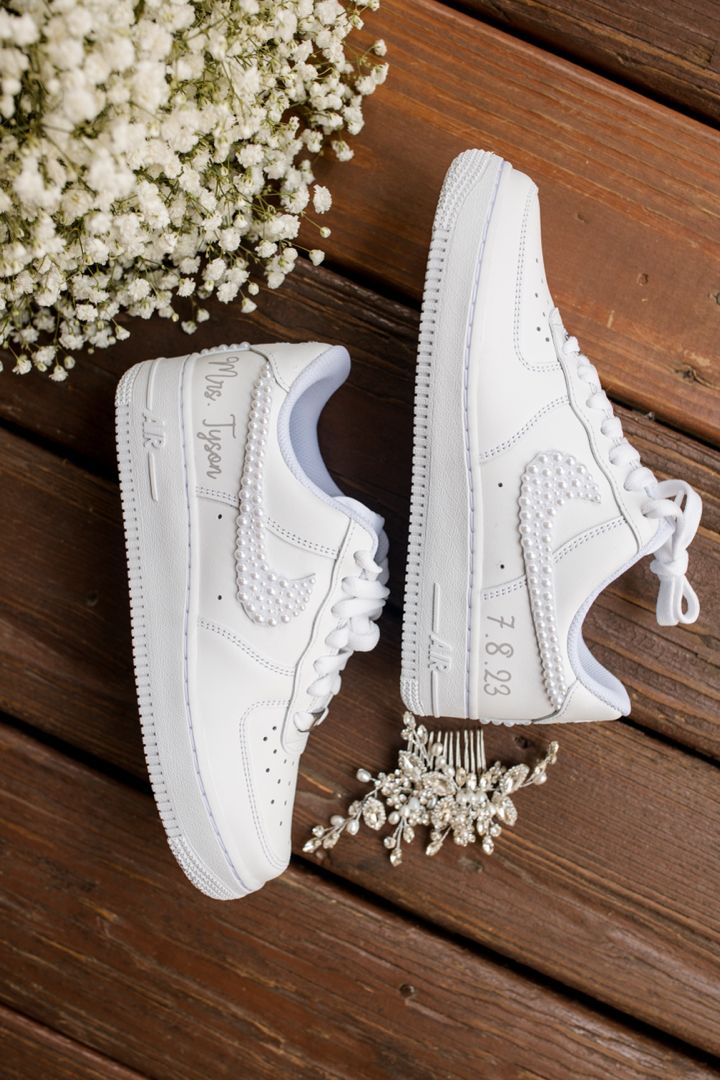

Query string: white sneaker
[401,150,701,724]
[116,342,388,899]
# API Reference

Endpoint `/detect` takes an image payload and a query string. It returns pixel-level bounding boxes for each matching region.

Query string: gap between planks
[0,1002,150,1080]
[450,0,720,126]
[312,0,720,444]
[0,425,719,1051]
[1,2,719,445]
[1,720,718,1080]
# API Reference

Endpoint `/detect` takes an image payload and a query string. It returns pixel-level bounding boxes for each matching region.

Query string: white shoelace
[562,334,702,626]
[294,549,389,732]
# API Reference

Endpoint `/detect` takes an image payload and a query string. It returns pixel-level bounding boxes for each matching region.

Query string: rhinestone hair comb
[305,713,558,866]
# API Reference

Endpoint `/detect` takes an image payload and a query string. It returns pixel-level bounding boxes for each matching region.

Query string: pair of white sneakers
[116,149,702,900]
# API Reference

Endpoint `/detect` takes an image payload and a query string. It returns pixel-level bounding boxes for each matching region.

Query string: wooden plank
[0,1006,147,1080]
[299,632,720,1055]
[461,0,720,124]
[312,0,720,443]
[0,266,716,759]
[2,5,718,445]
[4,726,711,1080]
[0,431,719,1051]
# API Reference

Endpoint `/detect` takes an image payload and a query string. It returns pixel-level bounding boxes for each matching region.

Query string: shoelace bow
[294,549,389,732]
[563,334,701,626]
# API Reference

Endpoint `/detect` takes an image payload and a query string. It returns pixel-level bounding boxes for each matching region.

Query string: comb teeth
[429,728,486,773]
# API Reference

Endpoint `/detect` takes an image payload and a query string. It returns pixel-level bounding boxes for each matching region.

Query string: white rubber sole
[116,353,251,900]
[401,150,506,720]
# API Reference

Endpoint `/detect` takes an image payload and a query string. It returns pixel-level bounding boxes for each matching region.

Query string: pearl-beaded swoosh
[519,450,601,710]
[235,365,315,626]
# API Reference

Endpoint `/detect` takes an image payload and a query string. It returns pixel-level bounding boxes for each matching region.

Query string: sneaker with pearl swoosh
[116,341,388,898]
[401,149,702,724]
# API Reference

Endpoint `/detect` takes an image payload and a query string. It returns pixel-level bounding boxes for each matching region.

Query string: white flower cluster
[0,0,387,380]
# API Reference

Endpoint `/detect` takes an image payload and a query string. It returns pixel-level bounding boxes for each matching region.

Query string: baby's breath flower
[312,185,332,213]
[218,280,241,303]
[332,139,354,161]
[0,0,386,379]
[35,345,56,365]
[309,249,325,265]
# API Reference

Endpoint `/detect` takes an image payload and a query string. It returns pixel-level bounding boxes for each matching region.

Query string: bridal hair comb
[305,712,558,866]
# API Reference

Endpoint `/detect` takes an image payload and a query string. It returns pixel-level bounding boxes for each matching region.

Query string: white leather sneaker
[116,342,388,899]
[401,149,701,724]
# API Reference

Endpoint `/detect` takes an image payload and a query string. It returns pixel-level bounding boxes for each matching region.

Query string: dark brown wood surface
[1,426,719,1052]
[461,0,720,123]
[1,1007,147,1080]
[315,0,720,444]
[2,724,716,1080]
[1,0,719,1074]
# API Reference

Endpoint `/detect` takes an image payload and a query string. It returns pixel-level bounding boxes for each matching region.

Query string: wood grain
[2,4,719,443]
[0,429,719,1051]
[0,266,716,759]
[4,726,712,1080]
[0,1006,148,1080]
[311,0,720,443]
[460,0,720,123]
[297,627,720,1055]
[0,2,717,1069]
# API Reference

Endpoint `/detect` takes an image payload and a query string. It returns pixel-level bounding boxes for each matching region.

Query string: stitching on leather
[478,396,569,461]
[195,484,338,557]
[198,618,295,677]
[556,515,624,558]
[266,517,337,556]
[514,192,559,374]
[483,578,527,600]
[482,516,625,600]
[196,484,237,503]
[238,699,292,869]
[282,520,356,753]
[557,351,644,549]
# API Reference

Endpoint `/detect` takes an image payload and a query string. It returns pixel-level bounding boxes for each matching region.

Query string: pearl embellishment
[519,450,601,710]
[235,365,315,625]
